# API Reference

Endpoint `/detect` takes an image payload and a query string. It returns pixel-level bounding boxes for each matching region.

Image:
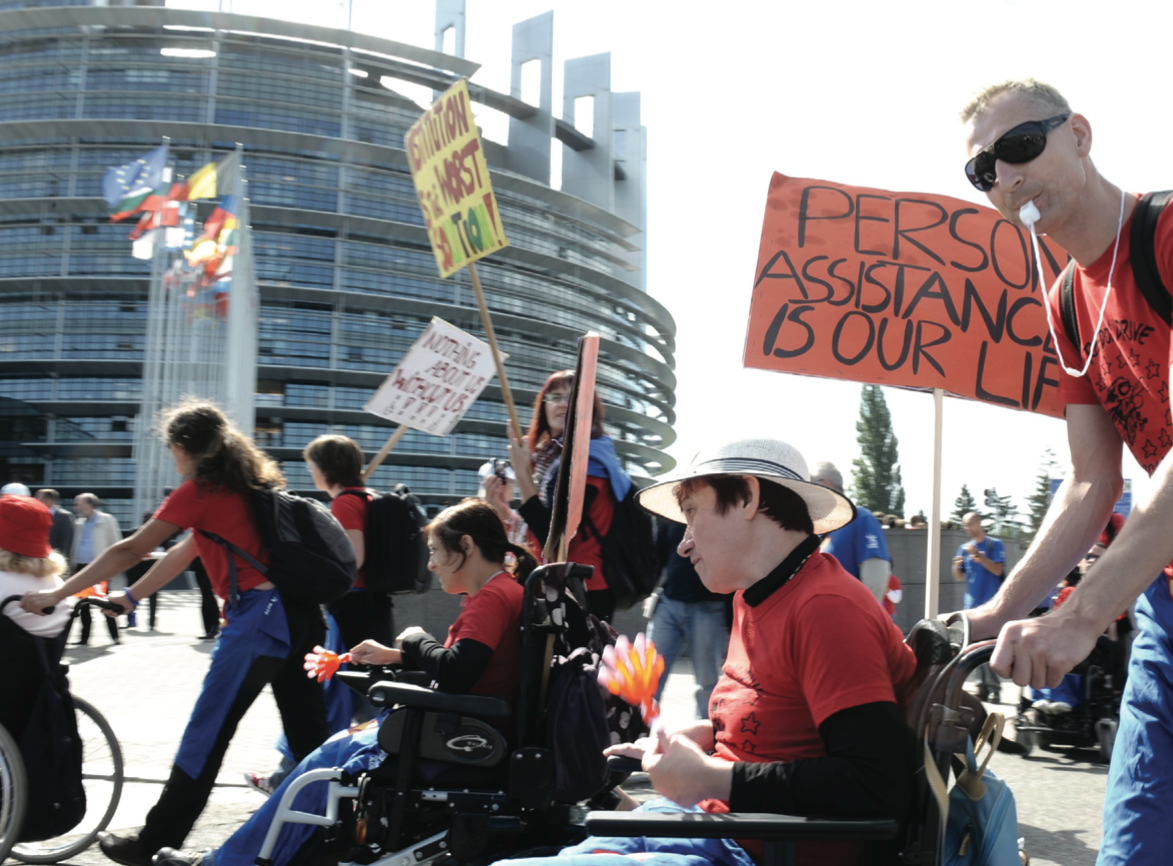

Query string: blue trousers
[1098,578,1173,866]
[213,724,384,866]
[647,596,728,719]
[493,799,756,866]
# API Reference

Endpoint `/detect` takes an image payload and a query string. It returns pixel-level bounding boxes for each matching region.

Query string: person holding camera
[952,511,1006,702]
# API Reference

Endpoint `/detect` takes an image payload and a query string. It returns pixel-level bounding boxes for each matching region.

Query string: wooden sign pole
[362,425,407,483]
[925,388,944,619]
[467,262,524,439]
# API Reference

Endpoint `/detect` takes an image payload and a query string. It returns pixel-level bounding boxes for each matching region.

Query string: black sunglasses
[965,114,1069,192]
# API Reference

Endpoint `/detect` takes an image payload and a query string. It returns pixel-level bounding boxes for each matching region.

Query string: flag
[185,150,241,201]
[200,194,239,243]
[131,230,158,261]
[102,144,167,220]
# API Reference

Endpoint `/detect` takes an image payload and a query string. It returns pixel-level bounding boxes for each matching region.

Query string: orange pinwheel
[598,633,665,729]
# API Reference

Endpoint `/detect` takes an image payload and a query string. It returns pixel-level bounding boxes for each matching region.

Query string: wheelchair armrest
[585,811,899,842]
[606,755,643,774]
[368,681,511,719]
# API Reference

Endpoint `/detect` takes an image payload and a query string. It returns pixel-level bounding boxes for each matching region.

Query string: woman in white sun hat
[495,436,919,866]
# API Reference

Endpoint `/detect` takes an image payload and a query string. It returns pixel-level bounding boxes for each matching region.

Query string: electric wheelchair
[254,562,625,866]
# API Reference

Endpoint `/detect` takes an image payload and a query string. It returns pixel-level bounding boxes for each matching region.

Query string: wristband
[123,586,141,609]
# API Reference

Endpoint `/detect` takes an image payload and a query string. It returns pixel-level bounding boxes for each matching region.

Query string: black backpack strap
[1129,190,1173,328]
[198,529,268,611]
[1059,259,1080,357]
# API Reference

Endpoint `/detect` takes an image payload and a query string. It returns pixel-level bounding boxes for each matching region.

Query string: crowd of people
[4,73,1173,866]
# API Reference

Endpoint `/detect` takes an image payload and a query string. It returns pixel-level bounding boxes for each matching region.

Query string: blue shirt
[76,514,97,564]
[824,508,890,579]
[958,537,1006,609]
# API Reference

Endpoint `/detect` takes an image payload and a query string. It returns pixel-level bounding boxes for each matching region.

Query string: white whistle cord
[1023,189,1125,378]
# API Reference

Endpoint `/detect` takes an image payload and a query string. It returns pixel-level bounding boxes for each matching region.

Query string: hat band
[690,456,805,483]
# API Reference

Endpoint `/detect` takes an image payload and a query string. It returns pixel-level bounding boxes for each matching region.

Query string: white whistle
[1018,201,1040,227]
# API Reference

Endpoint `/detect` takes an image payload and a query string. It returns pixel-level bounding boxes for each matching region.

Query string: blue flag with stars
[102,144,168,216]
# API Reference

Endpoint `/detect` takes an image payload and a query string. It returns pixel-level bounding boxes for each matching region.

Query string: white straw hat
[637,437,856,534]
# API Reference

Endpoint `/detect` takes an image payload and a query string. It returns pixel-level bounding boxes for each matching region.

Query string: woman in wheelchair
[0,494,73,740]
[153,498,538,866]
[498,437,919,866]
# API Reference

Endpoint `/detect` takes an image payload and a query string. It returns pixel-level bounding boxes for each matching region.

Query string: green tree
[850,384,905,516]
[1025,449,1059,542]
[952,484,982,522]
[985,488,1017,537]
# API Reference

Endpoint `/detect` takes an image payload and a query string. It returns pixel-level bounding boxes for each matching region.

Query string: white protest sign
[364,317,502,436]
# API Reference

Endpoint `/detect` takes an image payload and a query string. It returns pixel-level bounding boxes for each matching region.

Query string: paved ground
[17,591,1107,866]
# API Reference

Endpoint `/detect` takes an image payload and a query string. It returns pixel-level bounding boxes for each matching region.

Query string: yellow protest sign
[405,79,509,278]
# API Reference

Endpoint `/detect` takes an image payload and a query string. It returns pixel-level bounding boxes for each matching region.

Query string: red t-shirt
[444,572,525,703]
[1049,198,1173,475]
[154,480,269,600]
[701,551,917,866]
[1048,197,1173,584]
[331,488,368,589]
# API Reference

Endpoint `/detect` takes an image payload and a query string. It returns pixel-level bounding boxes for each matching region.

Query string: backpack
[200,487,356,608]
[18,633,86,842]
[940,714,1020,866]
[1059,190,1172,355]
[582,484,658,612]
[339,485,431,595]
[534,568,649,803]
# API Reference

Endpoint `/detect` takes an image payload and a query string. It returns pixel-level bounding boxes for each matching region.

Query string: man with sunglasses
[957,79,1173,866]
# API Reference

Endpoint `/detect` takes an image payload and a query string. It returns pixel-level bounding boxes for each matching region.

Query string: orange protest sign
[405,79,509,278]
[743,173,1071,417]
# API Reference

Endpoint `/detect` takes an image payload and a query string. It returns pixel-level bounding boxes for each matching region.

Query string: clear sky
[174,0,1173,522]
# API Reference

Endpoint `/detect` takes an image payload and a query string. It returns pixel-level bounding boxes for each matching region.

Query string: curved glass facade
[0,2,676,525]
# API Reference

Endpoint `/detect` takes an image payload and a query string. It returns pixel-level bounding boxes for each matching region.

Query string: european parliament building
[0,0,676,524]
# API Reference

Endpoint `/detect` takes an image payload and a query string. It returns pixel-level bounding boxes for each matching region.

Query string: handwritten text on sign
[365,318,503,435]
[743,173,1071,417]
[405,79,509,278]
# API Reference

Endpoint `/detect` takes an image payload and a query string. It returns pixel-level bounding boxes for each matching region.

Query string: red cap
[0,495,52,558]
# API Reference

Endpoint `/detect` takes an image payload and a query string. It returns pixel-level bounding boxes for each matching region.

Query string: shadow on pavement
[1018,823,1099,866]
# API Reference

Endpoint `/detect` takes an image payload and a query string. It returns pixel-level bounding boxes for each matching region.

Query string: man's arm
[1000,411,1173,687]
[972,544,1004,578]
[968,403,1122,639]
[858,558,890,603]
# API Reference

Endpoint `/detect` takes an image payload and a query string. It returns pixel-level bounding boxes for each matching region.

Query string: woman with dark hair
[486,370,631,621]
[21,400,330,866]
[152,498,538,866]
[242,434,392,796]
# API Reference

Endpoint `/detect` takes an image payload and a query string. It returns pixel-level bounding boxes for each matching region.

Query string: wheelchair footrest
[447,813,526,861]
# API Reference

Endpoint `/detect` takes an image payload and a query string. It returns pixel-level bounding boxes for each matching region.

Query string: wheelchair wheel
[11,697,124,863]
[0,722,29,864]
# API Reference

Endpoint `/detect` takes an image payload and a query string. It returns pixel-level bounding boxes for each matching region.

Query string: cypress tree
[850,384,905,516]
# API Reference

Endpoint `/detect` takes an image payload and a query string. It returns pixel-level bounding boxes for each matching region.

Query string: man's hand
[990,608,1102,688]
[641,729,731,808]
[102,592,134,618]
[20,589,61,615]
[482,474,513,522]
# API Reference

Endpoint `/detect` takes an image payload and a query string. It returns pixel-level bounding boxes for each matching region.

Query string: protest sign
[406,78,509,279]
[365,317,502,437]
[545,333,600,563]
[744,173,1071,417]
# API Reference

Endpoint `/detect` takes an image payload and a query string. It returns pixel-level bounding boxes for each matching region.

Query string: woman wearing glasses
[483,370,631,621]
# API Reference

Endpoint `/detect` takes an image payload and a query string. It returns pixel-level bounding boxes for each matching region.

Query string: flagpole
[467,262,523,440]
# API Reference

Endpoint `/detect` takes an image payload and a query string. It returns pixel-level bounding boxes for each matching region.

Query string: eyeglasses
[543,393,569,406]
[964,114,1069,192]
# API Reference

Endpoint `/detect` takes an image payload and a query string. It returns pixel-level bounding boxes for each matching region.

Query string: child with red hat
[0,495,72,638]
